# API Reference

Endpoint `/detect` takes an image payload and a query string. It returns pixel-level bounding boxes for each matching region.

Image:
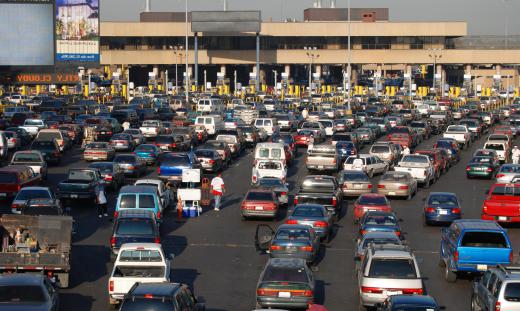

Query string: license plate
[278,292,291,298]
[388,191,396,196]
[498,216,508,221]
[71,194,78,198]
[385,290,402,296]
[477,264,488,271]
[439,210,448,215]
[255,206,263,211]
[116,143,123,146]
[101,132,106,134]
[161,146,168,150]
[286,246,297,252]
[92,157,99,160]
[354,184,363,189]
[318,165,324,169]
[0,193,6,197]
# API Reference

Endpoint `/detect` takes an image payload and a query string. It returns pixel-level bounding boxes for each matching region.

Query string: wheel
[445,263,457,283]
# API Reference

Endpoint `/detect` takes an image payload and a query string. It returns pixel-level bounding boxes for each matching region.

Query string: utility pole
[428,49,443,94]
[304,46,319,95]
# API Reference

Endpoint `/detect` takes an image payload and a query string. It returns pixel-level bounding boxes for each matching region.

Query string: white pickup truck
[251,160,287,185]
[20,119,46,137]
[394,154,435,188]
[139,120,163,138]
[443,125,471,149]
[108,243,173,305]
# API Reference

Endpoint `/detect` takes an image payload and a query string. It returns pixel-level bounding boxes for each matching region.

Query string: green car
[466,156,499,179]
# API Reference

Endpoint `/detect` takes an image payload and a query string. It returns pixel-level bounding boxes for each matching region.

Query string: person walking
[307,134,315,154]
[122,121,130,131]
[402,145,411,157]
[513,146,520,164]
[97,185,108,218]
[211,172,225,211]
[302,107,309,120]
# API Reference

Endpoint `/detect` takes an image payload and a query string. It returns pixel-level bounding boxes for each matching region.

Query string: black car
[110,210,161,258]
[157,107,176,121]
[88,162,126,190]
[0,274,60,311]
[5,127,32,146]
[376,294,441,311]
[120,282,205,311]
[30,139,61,164]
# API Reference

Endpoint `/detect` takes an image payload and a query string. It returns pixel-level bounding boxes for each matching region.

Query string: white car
[134,179,173,209]
[343,154,388,178]
[318,119,336,136]
[443,125,471,148]
[139,120,164,138]
[251,160,287,185]
[20,119,46,137]
[394,154,435,187]
[108,243,173,305]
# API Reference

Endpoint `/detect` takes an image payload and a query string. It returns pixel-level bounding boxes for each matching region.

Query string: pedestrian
[402,145,411,156]
[353,153,364,170]
[97,186,108,218]
[513,146,520,164]
[211,172,225,211]
[308,134,315,153]
[122,121,130,131]
[302,107,309,120]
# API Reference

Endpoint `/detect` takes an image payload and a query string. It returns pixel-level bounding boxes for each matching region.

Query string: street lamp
[185,0,189,106]
[273,70,277,89]
[346,0,352,113]
[428,49,443,94]
[304,46,319,95]
[169,45,184,93]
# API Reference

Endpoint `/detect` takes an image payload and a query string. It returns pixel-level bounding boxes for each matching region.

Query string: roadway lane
[47,123,520,311]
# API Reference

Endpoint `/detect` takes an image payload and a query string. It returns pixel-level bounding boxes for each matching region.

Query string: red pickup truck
[482,183,520,223]
[387,126,414,148]
[415,149,448,179]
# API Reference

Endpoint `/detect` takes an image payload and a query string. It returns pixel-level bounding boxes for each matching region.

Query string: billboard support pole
[256,33,260,91]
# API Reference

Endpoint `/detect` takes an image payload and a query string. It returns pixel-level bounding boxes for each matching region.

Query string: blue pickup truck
[157,152,200,183]
[440,219,513,282]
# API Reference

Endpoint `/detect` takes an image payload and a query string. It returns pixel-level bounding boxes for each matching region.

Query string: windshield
[342,172,369,181]
[485,144,505,151]
[358,196,388,205]
[428,194,458,206]
[258,162,282,170]
[155,136,173,143]
[500,165,520,173]
[162,155,190,166]
[112,266,164,278]
[293,205,324,217]
[461,232,508,248]
[115,155,137,163]
[381,173,410,181]
[37,132,61,140]
[195,150,214,158]
[401,155,428,163]
[69,170,95,181]
[371,145,390,153]
[0,285,46,303]
[275,228,311,240]
[368,259,417,279]
[86,143,108,149]
[24,120,42,125]
[470,157,493,164]
[258,178,284,187]
[365,215,397,226]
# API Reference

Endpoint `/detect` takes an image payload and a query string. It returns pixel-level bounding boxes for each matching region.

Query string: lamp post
[170,45,184,93]
[304,46,319,95]
[428,49,443,94]
[346,0,352,113]
[185,0,189,106]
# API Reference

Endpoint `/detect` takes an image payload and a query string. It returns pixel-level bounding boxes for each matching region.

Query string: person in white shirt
[402,146,411,157]
[211,173,225,211]
[513,146,520,164]
[302,108,309,120]
[122,121,130,131]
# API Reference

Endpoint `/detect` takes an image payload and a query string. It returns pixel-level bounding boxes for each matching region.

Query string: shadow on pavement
[69,245,111,286]
[171,268,200,289]
[60,293,95,311]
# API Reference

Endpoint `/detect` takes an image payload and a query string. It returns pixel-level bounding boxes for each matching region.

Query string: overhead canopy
[191,11,261,33]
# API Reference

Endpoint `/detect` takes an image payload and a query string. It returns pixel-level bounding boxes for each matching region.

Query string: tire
[445,263,457,283]
[438,256,446,267]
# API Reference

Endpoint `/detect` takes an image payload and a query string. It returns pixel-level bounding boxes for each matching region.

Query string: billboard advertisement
[0,1,54,66]
[56,0,99,63]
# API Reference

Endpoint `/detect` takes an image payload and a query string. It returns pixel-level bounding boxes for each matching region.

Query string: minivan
[114,185,164,222]
[254,118,279,136]
[195,115,224,135]
[196,98,224,113]
[254,142,286,164]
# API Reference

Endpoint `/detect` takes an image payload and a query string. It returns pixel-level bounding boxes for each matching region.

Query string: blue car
[158,152,200,183]
[133,144,161,165]
[423,192,462,225]
[358,211,402,240]
[114,185,164,223]
[377,295,441,310]
[434,138,461,163]
[335,141,357,162]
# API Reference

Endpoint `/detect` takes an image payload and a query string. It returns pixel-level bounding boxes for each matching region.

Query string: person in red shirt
[210,173,225,211]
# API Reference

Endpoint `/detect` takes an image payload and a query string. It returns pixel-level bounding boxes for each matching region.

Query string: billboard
[55,0,99,63]
[0,1,54,66]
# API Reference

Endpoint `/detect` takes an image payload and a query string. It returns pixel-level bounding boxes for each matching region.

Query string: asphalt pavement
[23,124,520,311]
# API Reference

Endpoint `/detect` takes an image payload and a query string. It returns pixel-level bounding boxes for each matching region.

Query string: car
[343,155,388,178]
[0,274,60,311]
[5,126,32,146]
[354,194,392,223]
[294,129,319,148]
[255,258,315,309]
[10,150,48,180]
[358,211,402,239]
[354,231,402,261]
[119,282,205,311]
[335,141,357,163]
[423,192,461,225]
[377,171,418,200]
[122,128,146,145]
[286,204,333,241]
[252,160,287,185]
[158,152,200,183]
[358,244,423,308]
[133,144,161,165]
[88,162,126,190]
[254,177,289,206]
[338,170,372,197]
[83,142,115,161]
[255,224,320,264]
[11,186,58,214]
[30,139,61,164]
[376,295,441,311]
[241,189,280,220]
[109,133,136,152]
[113,154,147,178]
[200,140,232,165]
[194,148,224,173]
[110,210,161,257]
[496,164,520,183]
[466,156,499,179]
[134,179,173,210]
[4,130,20,150]
[481,183,520,223]
[114,185,164,222]
[471,265,520,311]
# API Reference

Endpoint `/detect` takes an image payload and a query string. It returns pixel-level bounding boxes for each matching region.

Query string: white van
[195,115,224,135]
[254,118,279,136]
[196,98,224,113]
[254,142,286,164]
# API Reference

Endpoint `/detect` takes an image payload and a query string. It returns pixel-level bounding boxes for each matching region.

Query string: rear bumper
[59,192,96,199]
[270,251,314,262]
[342,189,372,196]
[378,189,410,197]
[482,214,520,223]
[425,213,461,223]
[256,297,311,309]
[241,209,277,218]
[455,262,510,273]
[467,171,493,178]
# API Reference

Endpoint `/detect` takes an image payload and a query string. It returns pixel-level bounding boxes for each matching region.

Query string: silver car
[496,164,520,183]
[338,170,372,197]
[472,265,520,311]
[354,231,402,261]
[358,244,423,307]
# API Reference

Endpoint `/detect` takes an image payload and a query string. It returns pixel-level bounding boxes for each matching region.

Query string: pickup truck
[394,154,435,188]
[440,219,512,282]
[19,118,46,137]
[251,160,287,185]
[139,120,164,138]
[386,126,415,148]
[482,183,520,223]
[108,243,173,305]
[415,149,448,179]
[306,144,339,172]
[58,168,103,205]
[0,214,73,287]
[443,125,471,149]
[158,152,200,183]
[293,175,343,218]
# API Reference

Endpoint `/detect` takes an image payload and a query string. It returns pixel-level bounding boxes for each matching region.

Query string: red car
[240,189,279,220]
[386,126,414,148]
[482,183,520,223]
[294,130,316,147]
[493,125,513,138]
[353,193,392,222]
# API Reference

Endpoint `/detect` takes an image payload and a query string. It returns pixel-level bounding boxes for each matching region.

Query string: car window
[504,283,520,302]
[494,279,503,298]
[246,192,273,201]
[461,232,508,248]
[368,258,417,279]
[275,228,311,240]
[0,285,46,303]
[293,205,324,217]
[16,190,51,200]
[116,219,155,236]
[139,195,156,209]
[118,249,162,262]
[120,195,137,209]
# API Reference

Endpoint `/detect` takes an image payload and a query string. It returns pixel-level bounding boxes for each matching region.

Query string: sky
[101,0,520,35]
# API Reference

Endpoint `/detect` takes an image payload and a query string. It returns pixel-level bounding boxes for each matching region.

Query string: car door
[485,272,498,311]
[477,270,492,308]
[255,224,275,253]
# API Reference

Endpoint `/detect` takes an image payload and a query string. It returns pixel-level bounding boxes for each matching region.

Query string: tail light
[11,203,21,211]
[399,185,409,190]
[487,167,494,172]
[113,211,119,218]
[105,174,113,181]
[294,197,298,205]
[332,197,337,206]
[402,288,424,295]
[209,159,215,164]
[332,158,336,164]
[495,301,501,311]
[452,208,461,214]
[252,175,257,183]
[109,280,114,292]
[425,207,435,213]
[154,237,160,244]
[286,219,298,225]
[395,231,401,237]
[280,191,287,195]
[361,287,383,294]
[510,250,514,263]
[171,143,177,148]
[300,246,313,252]
[257,288,278,297]
[270,245,282,251]
[360,229,367,236]
[314,221,328,228]
[157,167,161,174]
[454,250,459,262]
[110,236,116,247]
[12,138,17,143]
[378,185,385,189]
[368,184,373,189]
[128,165,135,170]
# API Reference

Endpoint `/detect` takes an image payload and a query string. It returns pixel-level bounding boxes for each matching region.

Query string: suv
[110,210,161,257]
[120,282,205,311]
[472,265,520,311]
[358,244,423,308]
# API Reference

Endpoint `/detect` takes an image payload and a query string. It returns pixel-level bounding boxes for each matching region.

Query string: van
[195,115,224,135]
[254,118,279,136]
[254,142,286,164]
[196,98,224,113]
[35,129,66,152]
[114,185,164,222]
